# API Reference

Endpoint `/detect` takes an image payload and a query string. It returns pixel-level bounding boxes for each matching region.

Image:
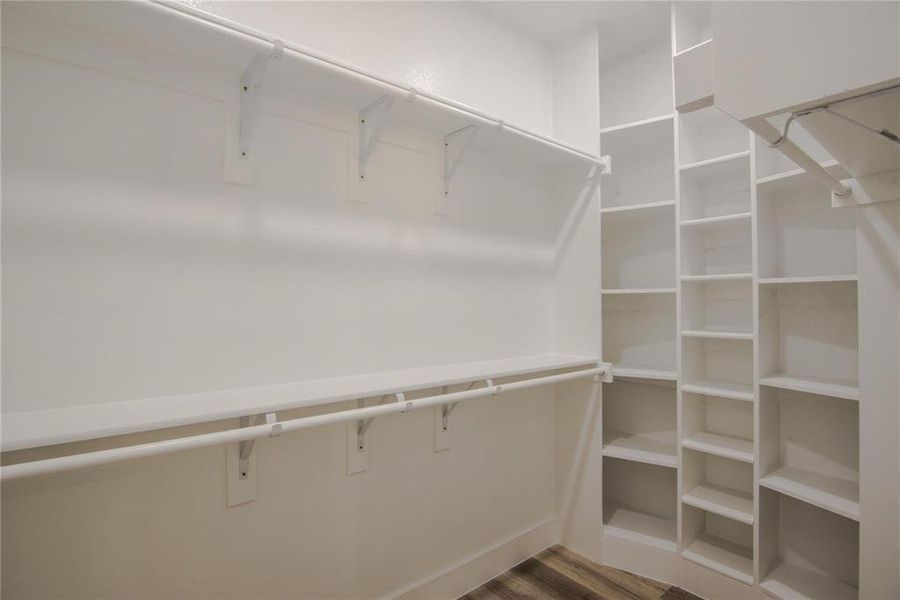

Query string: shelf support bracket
[435,379,492,452]
[238,39,284,160]
[443,124,479,198]
[358,95,395,181]
[238,412,280,480]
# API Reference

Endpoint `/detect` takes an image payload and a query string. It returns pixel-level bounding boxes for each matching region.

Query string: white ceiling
[477,1,671,58]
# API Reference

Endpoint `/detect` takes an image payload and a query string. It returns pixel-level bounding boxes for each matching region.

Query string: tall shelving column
[596,3,680,583]
[673,2,757,591]
[753,126,861,600]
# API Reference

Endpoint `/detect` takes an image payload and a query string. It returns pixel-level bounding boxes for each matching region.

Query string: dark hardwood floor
[460,545,704,600]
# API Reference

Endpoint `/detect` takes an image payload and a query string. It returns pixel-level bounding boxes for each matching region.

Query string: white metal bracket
[347,393,405,474]
[442,124,479,197]
[596,362,614,384]
[238,40,284,160]
[434,379,492,452]
[227,412,279,507]
[358,95,395,181]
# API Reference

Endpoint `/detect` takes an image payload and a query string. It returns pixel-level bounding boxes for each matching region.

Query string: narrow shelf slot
[681,273,752,282]
[760,387,859,521]
[682,505,754,585]
[681,220,752,279]
[682,330,753,341]
[760,489,859,599]
[683,448,754,524]
[680,212,751,229]
[679,149,750,223]
[682,278,753,336]
[602,288,677,295]
[682,337,754,403]
[604,458,677,552]
[612,364,678,381]
[600,200,675,214]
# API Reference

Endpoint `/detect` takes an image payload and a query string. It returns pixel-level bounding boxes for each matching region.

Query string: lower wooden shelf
[682,534,754,586]
[603,502,677,552]
[761,560,858,600]
[760,466,860,521]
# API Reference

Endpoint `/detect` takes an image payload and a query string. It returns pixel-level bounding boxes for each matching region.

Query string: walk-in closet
[2,2,898,599]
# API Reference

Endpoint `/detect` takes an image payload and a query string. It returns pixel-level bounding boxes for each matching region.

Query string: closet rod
[148,0,604,167]
[1,365,608,482]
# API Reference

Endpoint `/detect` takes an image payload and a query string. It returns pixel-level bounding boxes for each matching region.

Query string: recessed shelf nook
[682,505,754,585]
[603,457,678,551]
[602,379,677,468]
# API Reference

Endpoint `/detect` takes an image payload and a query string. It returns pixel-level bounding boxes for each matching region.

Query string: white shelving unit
[596,3,872,596]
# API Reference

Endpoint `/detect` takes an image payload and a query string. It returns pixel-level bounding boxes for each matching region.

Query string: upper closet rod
[149,0,604,167]
[1,364,609,482]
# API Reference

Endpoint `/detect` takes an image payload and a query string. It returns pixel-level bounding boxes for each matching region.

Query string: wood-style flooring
[460,545,704,600]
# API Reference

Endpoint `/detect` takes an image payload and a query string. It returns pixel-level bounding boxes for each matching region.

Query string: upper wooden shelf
[4,1,606,175]
[1,354,600,452]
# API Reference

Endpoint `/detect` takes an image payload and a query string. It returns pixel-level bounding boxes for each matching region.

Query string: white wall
[194,1,555,137]
[0,2,575,597]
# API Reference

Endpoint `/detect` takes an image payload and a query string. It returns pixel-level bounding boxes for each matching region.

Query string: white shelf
[1,353,599,452]
[603,502,677,552]
[680,212,751,229]
[602,288,677,295]
[761,560,858,600]
[760,373,859,402]
[758,275,858,285]
[5,2,604,174]
[679,151,751,173]
[600,200,675,215]
[612,365,678,381]
[603,431,678,468]
[681,273,753,282]
[683,482,754,525]
[683,431,754,463]
[755,159,848,187]
[682,534,754,586]
[598,113,674,136]
[682,380,754,402]
[760,466,860,521]
[682,329,753,341]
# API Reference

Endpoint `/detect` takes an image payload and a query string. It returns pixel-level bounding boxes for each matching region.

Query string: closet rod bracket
[238,39,284,160]
[443,124,480,198]
[238,412,279,480]
[358,95,396,180]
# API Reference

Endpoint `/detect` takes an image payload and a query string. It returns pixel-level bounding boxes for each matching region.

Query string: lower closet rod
[1,365,608,481]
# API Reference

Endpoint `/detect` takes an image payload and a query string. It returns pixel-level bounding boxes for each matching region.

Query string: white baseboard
[389,516,557,600]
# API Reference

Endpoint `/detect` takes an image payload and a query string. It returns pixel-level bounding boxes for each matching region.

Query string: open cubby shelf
[679,150,751,222]
[602,207,676,290]
[683,482,754,525]
[603,293,676,376]
[682,278,753,337]
[682,337,754,403]
[602,379,677,468]
[678,106,749,167]
[760,387,859,521]
[760,489,859,600]
[682,505,754,585]
[682,219,752,278]
[759,280,859,402]
[683,431,753,464]
[603,458,677,552]
[600,115,675,210]
[757,168,857,280]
